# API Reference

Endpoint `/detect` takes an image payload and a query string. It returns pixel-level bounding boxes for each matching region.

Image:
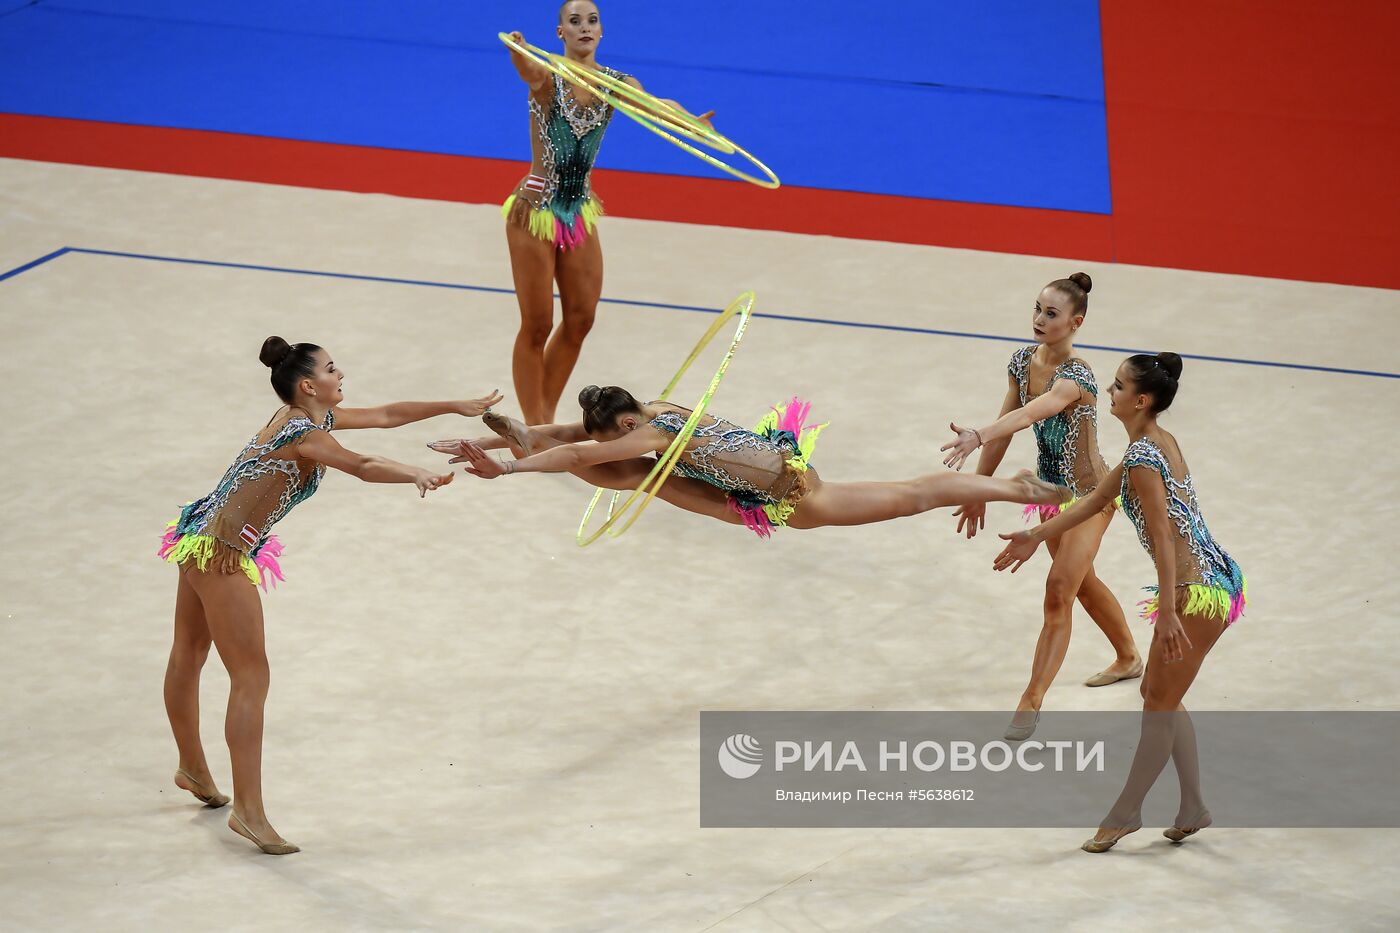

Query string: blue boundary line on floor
[0,246,70,282]
[3,246,1396,380]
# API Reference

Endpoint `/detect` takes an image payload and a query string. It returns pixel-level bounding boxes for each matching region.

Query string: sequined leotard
[1120,436,1247,625]
[502,67,630,250]
[1008,346,1110,518]
[648,398,826,538]
[158,410,335,588]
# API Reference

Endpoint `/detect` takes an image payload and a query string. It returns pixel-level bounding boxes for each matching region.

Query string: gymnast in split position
[432,386,1069,533]
[158,337,497,854]
[994,353,1247,853]
[940,273,1141,741]
[503,1,713,424]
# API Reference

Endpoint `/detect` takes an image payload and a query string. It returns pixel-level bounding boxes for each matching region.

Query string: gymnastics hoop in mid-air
[498,32,781,189]
[575,291,756,546]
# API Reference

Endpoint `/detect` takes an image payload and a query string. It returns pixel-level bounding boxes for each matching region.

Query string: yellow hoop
[499,32,781,189]
[548,56,733,152]
[551,56,780,190]
[500,32,715,143]
[576,291,756,546]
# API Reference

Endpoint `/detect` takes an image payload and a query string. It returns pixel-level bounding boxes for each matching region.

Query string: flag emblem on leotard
[239,524,259,548]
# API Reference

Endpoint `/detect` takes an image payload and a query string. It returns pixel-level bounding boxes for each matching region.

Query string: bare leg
[542,232,603,422]
[506,221,558,425]
[1077,561,1143,681]
[164,569,226,804]
[788,469,1064,529]
[184,565,293,850]
[1085,608,1226,850]
[1011,509,1116,727]
[1168,706,1207,827]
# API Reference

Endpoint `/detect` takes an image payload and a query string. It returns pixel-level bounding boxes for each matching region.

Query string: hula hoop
[499,32,781,189]
[575,291,755,546]
[500,32,715,143]
[550,55,780,190]
[549,56,733,152]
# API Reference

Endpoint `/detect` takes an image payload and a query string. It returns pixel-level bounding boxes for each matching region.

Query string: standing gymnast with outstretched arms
[158,337,498,854]
[940,273,1141,740]
[502,1,713,424]
[995,352,1247,852]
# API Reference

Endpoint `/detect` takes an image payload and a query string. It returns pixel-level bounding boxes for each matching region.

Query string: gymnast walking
[433,386,1070,533]
[994,353,1247,852]
[502,2,714,424]
[940,273,1140,740]
[158,337,497,854]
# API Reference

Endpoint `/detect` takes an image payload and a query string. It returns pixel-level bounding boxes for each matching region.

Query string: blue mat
[0,1,1110,212]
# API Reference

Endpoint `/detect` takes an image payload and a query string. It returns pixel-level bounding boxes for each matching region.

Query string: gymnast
[994,353,1247,852]
[501,2,714,424]
[431,386,1070,534]
[158,337,496,854]
[940,272,1141,741]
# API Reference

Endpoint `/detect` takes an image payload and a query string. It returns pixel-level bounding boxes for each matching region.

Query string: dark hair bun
[1068,272,1093,294]
[260,336,293,369]
[1155,351,1183,381]
[578,385,603,410]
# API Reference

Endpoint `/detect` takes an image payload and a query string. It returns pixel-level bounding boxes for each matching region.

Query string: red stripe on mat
[0,113,1114,262]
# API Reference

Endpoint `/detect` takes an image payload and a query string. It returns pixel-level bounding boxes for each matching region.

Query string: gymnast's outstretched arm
[332,391,504,430]
[438,429,742,525]
[433,421,589,452]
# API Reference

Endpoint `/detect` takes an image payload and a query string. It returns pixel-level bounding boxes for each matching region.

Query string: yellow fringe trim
[163,526,260,587]
[501,195,604,243]
[1139,578,1248,623]
[754,416,828,528]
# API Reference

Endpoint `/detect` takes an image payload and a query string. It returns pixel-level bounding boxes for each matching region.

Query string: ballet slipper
[1164,808,1213,842]
[174,769,230,808]
[483,411,534,456]
[1003,710,1040,741]
[228,811,300,855]
[1083,662,1144,687]
[1081,821,1141,853]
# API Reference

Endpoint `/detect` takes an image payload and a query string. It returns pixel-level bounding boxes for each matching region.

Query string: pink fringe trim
[555,213,589,250]
[158,529,286,591]
[1230,589,1247,624]
[157,525,181,561]
[1023,502,1061,523]
[727,499,774,538]
[253,537,285,591]
[774,396,812,436]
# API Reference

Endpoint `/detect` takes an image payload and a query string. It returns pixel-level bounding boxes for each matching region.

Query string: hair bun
[259,336,293,369]
[1068,272,1093,294]
[578,385,603,410]
[1155,352,1183,381]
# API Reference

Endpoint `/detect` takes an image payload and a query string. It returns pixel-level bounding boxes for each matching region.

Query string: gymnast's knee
[558,306,596,342]
[170,637,211,667]
[515,320,553,350]
[1043,575,1078,616]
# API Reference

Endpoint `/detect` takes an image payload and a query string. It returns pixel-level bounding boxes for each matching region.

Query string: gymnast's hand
[460,441,509,479]
[993,530,1039,572]
[1153,607,1192,663]
[413,469,454,498]
[455,391,505,418]
[953,502,985,539]
[940,422,981,471]
[427,437,502,460]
